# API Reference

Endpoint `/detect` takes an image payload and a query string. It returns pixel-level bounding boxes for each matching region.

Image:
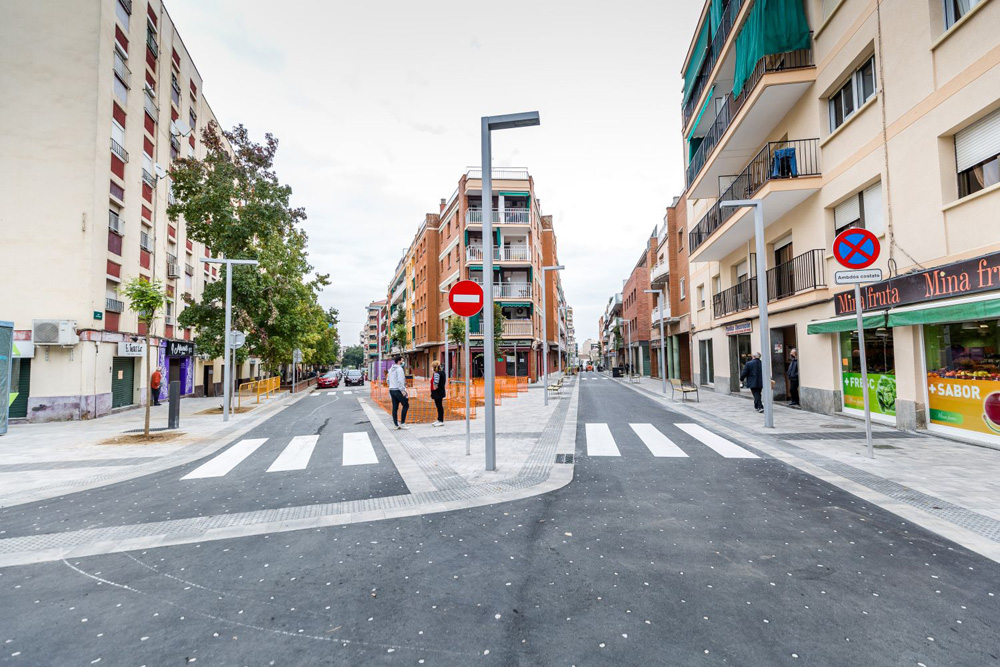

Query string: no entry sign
[448,280,484,318]
[833,228,880,270]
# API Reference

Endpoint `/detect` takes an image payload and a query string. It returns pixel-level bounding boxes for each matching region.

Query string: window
[834,182,883,235]
[699,339,714,385]
[677,229,683,253]
[829,56,876,131]
[956,108,1000,198]
[111,121,125,150]
[697,284,705,309]
[113,76,128,105]
[944,0,984,28]
[679,277,686,300]
[712,275,721,297]
[116,0,130,30]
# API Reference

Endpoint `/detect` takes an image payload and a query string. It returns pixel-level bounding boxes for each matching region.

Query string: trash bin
[612,366,623,378]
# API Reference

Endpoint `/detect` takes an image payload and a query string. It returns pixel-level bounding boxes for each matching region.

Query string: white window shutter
[862,182,884,236]
[834,195,861,229]
[956,108,1000,172]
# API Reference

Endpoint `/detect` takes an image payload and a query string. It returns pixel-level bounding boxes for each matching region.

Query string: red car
[317,372,339,389]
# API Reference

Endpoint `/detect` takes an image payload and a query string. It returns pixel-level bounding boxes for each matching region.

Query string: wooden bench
[547,377,564,393]
[669,377,700,402]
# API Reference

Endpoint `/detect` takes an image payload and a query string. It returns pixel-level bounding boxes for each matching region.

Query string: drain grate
[122,427,173,434]
[555,453,573,464]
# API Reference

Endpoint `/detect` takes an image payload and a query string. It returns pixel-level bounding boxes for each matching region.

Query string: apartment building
[680,0,1000,445]
[649,195,694,381]
[383,168,569,382]
[364,300,387,374]
[1,0,231,421]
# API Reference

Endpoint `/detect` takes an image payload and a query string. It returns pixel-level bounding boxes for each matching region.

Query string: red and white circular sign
[448,280,485,318]
[833,228,880,270]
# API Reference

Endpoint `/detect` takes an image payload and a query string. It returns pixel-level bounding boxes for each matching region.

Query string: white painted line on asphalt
[343,432,378,466]
[181,439,269,479]
[327,392,337,396]
[585,423,621,457]
[629,423,689,457]
[675,423,759,459]
[266,435,319,472]
[343,391,353,395]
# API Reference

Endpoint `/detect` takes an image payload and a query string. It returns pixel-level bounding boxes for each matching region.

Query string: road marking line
[675,423,759,459]
[181,439,269,479]
[327,392,337,396]
[585,423,621,457]
[266,435,319,472]
[343,432,378,466]
[629,423,689,457]
[343,391,353,395]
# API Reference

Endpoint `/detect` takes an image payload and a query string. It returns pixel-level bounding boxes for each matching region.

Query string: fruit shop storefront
[807,251,1000,447]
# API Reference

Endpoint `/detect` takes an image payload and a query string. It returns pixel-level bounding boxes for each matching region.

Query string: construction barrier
[236,376,281,409]
[369,378,482,424]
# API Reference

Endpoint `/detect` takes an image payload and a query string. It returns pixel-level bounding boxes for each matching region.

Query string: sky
[167,0,703,349]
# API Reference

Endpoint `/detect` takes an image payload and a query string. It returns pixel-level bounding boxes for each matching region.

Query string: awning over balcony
[683,20,711,106]
[733,0,811,96]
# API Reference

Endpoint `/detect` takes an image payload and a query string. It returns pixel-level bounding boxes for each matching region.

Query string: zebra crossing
[181,432,379,480]
[584,422,758,459]
[311,390,356,396]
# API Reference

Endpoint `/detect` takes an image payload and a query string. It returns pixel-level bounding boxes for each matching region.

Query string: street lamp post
[541,265,564,406]
[645,288,667,394]
[720,198,773,428]
[558,305,569,378]
[481,111,540,471]
[201,257,259,422]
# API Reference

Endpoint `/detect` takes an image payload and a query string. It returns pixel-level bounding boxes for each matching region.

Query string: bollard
[168,380,180,429]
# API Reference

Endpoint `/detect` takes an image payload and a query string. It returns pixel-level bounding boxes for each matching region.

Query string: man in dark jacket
[430,360,446,427]
[740,352,764,413]
[787,348,800,407]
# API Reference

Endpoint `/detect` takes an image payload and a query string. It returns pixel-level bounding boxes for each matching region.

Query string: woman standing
[430,360,447,427]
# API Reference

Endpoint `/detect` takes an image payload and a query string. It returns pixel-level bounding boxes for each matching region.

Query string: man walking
[387,355,409,430]
[150,366,162,406]
[787,348,800,407]
[430,360,446,427]
[740,352,764,413]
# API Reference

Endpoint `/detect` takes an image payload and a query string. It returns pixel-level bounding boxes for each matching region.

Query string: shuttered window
[862,183,884,235]
[956,108,1000,172]
[834,194,861,231]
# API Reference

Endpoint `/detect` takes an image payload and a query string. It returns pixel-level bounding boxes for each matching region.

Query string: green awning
[733,0,811,97]
[807,312,887,334]
[710,0,724,32]
[499,191,529,197]
[502,302,533,309]
[683,21,711,105]
[690,85,714,137]
[888,298,1000,327]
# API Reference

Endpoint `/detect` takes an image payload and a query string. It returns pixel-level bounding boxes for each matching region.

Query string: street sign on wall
[448,280,485,318]
[833,228,880,269]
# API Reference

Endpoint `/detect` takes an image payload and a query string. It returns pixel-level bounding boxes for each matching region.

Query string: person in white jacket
[387,355,409,429]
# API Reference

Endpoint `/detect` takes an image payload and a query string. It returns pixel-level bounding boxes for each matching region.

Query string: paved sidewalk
[0,392,301,507]
[600,371,1000,561]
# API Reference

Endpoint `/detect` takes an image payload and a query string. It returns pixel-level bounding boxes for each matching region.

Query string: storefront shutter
[9,359,30,419]
[834,194,861,229]
[862,182,884,235]
[111,357,135,408]
[955,107,1000,172]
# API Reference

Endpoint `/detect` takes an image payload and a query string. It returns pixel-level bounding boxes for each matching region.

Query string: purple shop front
[157,340,196,401]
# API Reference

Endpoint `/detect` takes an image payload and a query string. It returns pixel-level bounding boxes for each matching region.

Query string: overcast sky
[167,0,702,349]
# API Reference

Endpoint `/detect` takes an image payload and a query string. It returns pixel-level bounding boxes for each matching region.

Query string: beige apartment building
[0,0,235,422]
[680,0,1000,445]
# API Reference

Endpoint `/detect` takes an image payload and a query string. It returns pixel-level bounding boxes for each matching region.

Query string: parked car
[317,372,340,389]
[344,369,365,387]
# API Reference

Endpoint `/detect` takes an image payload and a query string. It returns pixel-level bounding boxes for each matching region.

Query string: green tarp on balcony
[682,20,711,105]
[732,0,811,97]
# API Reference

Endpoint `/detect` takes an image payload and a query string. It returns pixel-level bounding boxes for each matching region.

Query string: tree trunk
[143,329,151,437]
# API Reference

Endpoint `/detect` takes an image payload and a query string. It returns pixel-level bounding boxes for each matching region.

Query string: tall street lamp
[645,288,667,394]
[481,111,540,471]
[201,257,259,422]
[541,265,564,406]
[719,198,773,428]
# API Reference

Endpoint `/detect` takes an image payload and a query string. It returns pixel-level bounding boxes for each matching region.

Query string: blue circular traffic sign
[833,228,880,269]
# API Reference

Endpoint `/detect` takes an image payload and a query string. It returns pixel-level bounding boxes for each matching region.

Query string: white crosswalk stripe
[343,432,378,465]
[181,438,269,480]
[343,391,353,395]
[585,423,621,457]
[266,435,319,472]
[629,423,688,457]
[675,423,758,459]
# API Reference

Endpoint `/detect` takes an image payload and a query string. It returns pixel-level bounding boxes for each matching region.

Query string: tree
[121,277,165,437]
[341,345,364,369]
[491,303,505,357]
[389,307,408,353]
[310,307,340,366]
[169,122,329,375]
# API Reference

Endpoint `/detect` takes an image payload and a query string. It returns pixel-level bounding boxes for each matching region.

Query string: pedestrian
[430,360,446,427]
[787,348,800,407]
[740,352,764,413]
[387,355,409,430]
[150,366,162,406]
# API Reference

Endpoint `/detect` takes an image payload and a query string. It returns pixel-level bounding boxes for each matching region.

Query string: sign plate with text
[835,269,883,285]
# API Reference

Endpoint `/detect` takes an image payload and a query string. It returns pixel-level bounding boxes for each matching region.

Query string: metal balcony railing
[492,282,532,299]
[141,168,155,186]
[686,44,814,187]
[714,279,758,319]
[105,297,124,313]
[466,167,530,180]
[113,52,131,88]
[144,93,158,120]
[110,137,129,162]
[465,209,532,225]
[139,231,153,252]
[466,245,531,262]
[712,249,826,318]
[689,138,820,253]
[108,210,124,235]
[469,318,533,337]
[184,263,194,275]
[146,31,158,58]
[682,0,745,126]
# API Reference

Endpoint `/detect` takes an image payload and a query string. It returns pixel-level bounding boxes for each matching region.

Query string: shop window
[829,56,877,132]
[925,319,1000,438]
[956,108,1000,198]
[944,0,984,28]
[839,328,896,417]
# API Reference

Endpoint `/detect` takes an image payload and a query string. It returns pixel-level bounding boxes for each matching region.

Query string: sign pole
[854,283,875,459]
[464,317,470,456]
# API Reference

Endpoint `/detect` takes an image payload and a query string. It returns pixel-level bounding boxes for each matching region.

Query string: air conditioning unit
[512,307,529,319]
[33,319,79,346]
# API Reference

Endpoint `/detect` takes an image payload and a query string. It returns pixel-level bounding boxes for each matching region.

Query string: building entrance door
[728,334,752,393]
[770,325,797,402]
[111,357,134,408]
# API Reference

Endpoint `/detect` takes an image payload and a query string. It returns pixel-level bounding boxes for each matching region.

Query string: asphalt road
[1,376,998,665]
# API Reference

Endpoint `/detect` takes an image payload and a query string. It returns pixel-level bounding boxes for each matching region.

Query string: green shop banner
[842,372,897,416]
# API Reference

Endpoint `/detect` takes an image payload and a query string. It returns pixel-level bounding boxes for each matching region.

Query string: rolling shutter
[9,359,30,419]
[834,194,861,230]
[111,357,134,408]
[862,182,884,235]
[955,108,1000,172]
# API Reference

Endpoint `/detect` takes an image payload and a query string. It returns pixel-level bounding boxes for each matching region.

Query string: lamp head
[486,111,540,131]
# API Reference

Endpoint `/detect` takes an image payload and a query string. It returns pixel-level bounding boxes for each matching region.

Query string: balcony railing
[141,168,155,187]
[110,137,129,162]
[466,245,531,262]
[105,297,124,313]
[184,263,194,275]
[492,282,532,299]
[108,210,124,235]
[390,282,406,303]
[686,45,814,187]
[469,318,533,337]
[146,31,159,58]
[689,138,820,253]
[144,93,158,119]
[113,53,131,88]
[712,248,825,318]
[465,209,532,225]
[466,167,529,181]
[651,305,672,323]
[682,0,745,126]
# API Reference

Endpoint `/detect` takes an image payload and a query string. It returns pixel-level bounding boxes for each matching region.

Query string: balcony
[465,167,530,181]
[144,93,158,120]
[390,282,406,304]
[651,304,675,324]
[493,282,532,299]
[105,297,124,313]
[466,245,531,263]
[609,293,623,316]
[712,248,826,319]
[688,139,821,261]
[686,46,815,198]
[141,168,155,187]
[470,318,533,337]
[146,31,158,59]
[465,209,532,226]
[108,210,124,235]
[184,262,194,275]
[650,260,669,287]
[113,53,131,89]
[682,0,745,127]
[110,137,129,162]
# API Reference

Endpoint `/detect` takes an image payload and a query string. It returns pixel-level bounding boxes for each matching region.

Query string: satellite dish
[154,163,167,179]
[172,120,191,137]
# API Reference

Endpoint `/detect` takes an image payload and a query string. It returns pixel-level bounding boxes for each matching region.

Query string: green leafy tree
[341,344,365,369]
[169,122,328,374]
[121,277,165,437]
[491,303,505,357]
[309,307,340,366]
[389,307,408,352]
